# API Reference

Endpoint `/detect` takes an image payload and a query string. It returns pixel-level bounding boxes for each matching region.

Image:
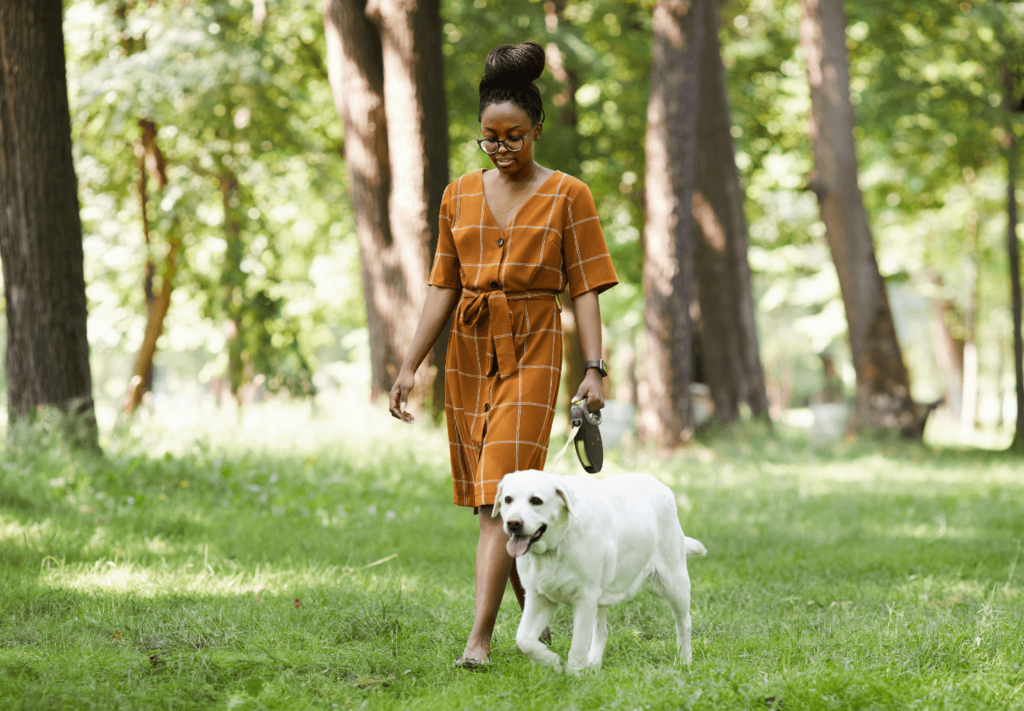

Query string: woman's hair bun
[480,41,545,91]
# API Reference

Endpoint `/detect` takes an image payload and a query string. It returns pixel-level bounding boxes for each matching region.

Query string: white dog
[493,469,706,673]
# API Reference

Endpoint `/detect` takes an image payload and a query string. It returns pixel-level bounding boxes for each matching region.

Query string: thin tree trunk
[219,168,246,404]
[0,0,98,449]
[125,118,177,415]
[637,0,705,447]
[692,0,769,426]
[1003,63,1024,451]
[799,0,918,437]
[544,0,586,425]
[962,209,979,432]
[926,271,964,422]
[324,0,448,406]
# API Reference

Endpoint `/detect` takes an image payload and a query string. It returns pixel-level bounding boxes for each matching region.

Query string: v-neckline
[481,168,559,236]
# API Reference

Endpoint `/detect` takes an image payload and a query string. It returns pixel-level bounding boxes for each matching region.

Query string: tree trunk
[926,271,964,423]
[692,0,769,426]
[637,0,705,447]
[323,0,448,407]
[799,0,918,437]
[219,168,246,403]
[544,0,586,426]
[1003,63,1024,451]
[367,0,449,414]
[962,209,979,432]
[125,118,178,415]
[0,0,99,449]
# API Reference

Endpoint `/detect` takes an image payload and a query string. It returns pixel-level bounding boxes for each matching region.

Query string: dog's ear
[555,482,573,516]
[491,480,504,518]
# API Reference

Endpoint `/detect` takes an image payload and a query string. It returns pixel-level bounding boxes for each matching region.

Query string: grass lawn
[1,398,1023,710]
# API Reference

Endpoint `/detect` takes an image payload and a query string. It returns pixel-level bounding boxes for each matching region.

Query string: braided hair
[478,41,546,125]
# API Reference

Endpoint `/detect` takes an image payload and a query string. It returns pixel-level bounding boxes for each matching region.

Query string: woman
[388,41,618,667]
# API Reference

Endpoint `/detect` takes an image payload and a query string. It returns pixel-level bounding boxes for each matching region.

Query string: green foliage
[1,404,1023,708]
[65,0,355,403]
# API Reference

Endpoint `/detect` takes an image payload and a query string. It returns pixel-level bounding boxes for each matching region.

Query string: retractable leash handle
[548,399,604,473]
[569,400,603,474]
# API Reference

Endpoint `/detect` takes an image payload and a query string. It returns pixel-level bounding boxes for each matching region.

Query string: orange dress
[428,169,618,508]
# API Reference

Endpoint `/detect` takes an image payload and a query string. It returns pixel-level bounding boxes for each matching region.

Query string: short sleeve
[562,182,618,299]
[428,184,461,289]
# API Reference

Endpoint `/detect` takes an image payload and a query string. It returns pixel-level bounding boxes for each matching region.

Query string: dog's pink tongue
[507,535,531,558]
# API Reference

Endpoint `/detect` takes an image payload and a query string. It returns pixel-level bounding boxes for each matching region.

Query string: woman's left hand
[572,370,605,413]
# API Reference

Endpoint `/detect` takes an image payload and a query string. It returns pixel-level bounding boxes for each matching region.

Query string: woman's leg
[462,504,515,660]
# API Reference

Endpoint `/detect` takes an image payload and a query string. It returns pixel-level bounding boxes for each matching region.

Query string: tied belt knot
[460,288,559,379]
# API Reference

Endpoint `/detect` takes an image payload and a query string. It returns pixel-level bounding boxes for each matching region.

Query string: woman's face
[480,102,542,179]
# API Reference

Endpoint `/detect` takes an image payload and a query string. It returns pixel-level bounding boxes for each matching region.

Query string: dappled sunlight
[37,558,422,599]
[110,390,451,475]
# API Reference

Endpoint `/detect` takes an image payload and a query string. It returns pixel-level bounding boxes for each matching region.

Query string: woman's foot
[459,640,491,664]
[455,640,490,670]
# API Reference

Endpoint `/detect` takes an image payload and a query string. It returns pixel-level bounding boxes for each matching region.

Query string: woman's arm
[571,289,606,412]
[389,285,460,422]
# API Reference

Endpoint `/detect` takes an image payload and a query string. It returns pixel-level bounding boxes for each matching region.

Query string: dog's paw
[565,659,589,675]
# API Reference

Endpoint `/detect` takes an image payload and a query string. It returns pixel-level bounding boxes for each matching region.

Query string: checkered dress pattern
[428,169,618,508]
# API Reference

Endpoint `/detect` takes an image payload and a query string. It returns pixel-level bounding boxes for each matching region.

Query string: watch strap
[584,359,607,377]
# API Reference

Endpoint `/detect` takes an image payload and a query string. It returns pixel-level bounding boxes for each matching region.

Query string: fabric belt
[460,288,559,379]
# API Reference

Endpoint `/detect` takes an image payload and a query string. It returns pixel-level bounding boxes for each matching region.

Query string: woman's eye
[529,497,543,506]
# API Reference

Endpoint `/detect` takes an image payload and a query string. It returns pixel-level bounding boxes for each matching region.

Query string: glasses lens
[480,139,499,154]
[505,136,524,152]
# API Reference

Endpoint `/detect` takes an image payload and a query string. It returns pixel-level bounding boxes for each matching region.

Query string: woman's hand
[572,370,605,414]
[389,367,417,423]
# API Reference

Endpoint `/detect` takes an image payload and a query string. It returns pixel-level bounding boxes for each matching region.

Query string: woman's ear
[534,124,542,142]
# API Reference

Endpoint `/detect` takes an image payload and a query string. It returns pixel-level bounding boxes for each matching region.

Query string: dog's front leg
[517,594,561,671]
[566,596,599,674]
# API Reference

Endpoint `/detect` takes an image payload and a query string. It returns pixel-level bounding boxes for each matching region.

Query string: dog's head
[492,469,573,558]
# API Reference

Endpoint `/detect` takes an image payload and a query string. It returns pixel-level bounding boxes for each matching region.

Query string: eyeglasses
[477,135,526,154]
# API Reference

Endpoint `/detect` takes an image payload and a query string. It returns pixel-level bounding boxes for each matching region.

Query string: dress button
[497,238,504,247]
[490,280,500,290]
[484,403,490,412]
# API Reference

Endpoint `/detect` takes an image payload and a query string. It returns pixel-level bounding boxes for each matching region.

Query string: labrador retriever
[493,469,706,673]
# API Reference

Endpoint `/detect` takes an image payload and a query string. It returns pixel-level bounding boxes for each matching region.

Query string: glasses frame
[477,135,527,155]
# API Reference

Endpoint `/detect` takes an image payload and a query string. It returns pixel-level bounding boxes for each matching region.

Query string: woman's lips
[496,157,514,167]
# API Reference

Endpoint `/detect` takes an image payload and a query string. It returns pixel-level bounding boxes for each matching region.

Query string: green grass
[1,399,1023,710]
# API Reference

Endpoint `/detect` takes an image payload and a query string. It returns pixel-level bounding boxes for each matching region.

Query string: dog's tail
[683,536,707,558]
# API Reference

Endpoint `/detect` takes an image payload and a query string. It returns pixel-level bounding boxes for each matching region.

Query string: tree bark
[0,0,98,449]
[1003,63,1024,451]
[367,0,449,414]
[799,0,918,437]
[692,0,769,426]
[637,0,705,447]
[323,0,448,407]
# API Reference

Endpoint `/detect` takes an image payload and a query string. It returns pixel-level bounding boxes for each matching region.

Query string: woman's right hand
[389,367,416,423]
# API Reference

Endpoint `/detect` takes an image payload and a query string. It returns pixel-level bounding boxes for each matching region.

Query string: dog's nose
[506,518,523,533]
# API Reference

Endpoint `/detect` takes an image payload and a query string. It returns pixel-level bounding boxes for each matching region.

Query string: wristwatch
[584,359,608,378]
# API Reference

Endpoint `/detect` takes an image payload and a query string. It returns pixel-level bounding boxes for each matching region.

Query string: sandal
[453,656,491,670]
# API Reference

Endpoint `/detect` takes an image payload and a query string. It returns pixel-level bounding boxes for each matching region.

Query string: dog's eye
[529,497,543,506]
[504,495,512,504]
